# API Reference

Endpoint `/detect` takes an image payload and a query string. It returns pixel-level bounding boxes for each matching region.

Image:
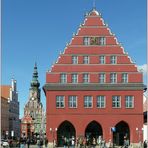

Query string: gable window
[122,73,128,83]
[112,96,121,108]
[83,73,89,83]
[60,73,67,83]
[84,37,90,45]
[97,96,105,108]
[125,96,134,108]
[56,96,65,108]
[84,96,92,108]
[99,73,105,83]
[72,56,78,64]
[68,96,77,108]
[110,73,117,83]
[83,56,89,64]
[110,55,117,64]
[99,37,106,45]
[71,73,78,83]
[99,55,105,64]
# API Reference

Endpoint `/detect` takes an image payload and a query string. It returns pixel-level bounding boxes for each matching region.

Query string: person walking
[92,137,96,148]
[26,138,30,148]
[44,137,48,148]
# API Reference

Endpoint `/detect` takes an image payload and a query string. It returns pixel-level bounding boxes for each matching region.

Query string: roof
[0,85,11,99]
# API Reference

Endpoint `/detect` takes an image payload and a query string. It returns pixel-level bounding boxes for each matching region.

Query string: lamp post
[50,128,58,147]
[136,127,144,146]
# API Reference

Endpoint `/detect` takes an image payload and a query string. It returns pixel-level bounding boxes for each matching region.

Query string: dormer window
[99,37,106,45]
[72,56,78,64]
[110,55,117,64]
[83,56,89,64]
[84,37,90,45]
[83,37,106,45]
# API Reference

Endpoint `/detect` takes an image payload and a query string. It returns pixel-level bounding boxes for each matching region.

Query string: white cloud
[138,64,147,75]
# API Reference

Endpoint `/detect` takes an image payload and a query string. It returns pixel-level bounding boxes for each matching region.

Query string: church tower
[21,63,45,138]
[24,63,43,119]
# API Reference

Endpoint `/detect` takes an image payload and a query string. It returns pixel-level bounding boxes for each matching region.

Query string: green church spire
[31,62,40,88]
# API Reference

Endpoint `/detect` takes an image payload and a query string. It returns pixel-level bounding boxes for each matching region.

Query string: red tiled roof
[0,85,11,100]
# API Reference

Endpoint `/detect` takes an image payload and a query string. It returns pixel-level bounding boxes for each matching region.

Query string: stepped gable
[46,8,142,84]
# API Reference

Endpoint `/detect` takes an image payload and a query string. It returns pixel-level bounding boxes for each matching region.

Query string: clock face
[32,97,34,101]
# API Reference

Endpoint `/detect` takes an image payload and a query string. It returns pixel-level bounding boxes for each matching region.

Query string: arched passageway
[113,121,130,146]
[85,121,103,144]
[57,120,76,146]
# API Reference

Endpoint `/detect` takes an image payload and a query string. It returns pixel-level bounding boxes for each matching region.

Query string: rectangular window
[72,56,78,64]
[110,55,117,64]
[84,37,90,45]
[97,96,105,108]
[99,37,106,45]
[110,73,117,83]
[68,96,77,108]
[83,56,89,64]
[99,73,105,83]
[83,73,89,83]
[56,96,65,108]
[112,96,121,108]
[84,96,92,108]
[99,56,105,64]
[122,73,128,83]
[71,73,78,83]
[60,73,67,83]
[125,96,134,108]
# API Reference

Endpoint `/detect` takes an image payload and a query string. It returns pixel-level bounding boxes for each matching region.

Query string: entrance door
[57,121,76,146]
[85,121,103,143]
[113,121,130,146]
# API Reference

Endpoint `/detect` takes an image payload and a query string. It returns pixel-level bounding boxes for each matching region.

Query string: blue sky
[2,0,147,118]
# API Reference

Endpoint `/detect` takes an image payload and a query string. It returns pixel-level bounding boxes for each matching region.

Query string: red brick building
[44,8,144,147]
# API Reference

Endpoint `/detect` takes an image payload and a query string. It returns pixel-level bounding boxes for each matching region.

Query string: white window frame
[112,96,121,108]
[99,73,105,83]
[99,55,105,64]
[60,73,67,83]
[56,96,65,108]
[125,96,134,108]
[71,73,78,83]
[83,73,89,83]
[68,96,77,108]
[97,96,106,108]
[99,37,106,45]
[122,73,128,83]
[72,56,78,64]
[110,55,117,64]
[84,96,93,108]
[84,37,90,45]
[110,73,117,83]
[83,56,89,64]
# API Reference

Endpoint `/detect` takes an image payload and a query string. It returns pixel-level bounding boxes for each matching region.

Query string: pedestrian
[44,137,48,148]
[26,138,30,148]
[92,137,96,148]
[37,138,40,148]
[71,137,75,148]
[144,140,147,148]
[64,137,67,148]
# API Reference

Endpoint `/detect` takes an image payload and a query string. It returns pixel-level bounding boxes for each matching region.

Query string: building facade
[9,79,20,138]
[21,63,45,138]
[44,8,145,147]
[1,79,20,139]
[1,86,10,139]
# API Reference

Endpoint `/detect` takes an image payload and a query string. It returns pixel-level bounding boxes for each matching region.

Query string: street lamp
[50,128,58,147]
[136,127,144,146]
